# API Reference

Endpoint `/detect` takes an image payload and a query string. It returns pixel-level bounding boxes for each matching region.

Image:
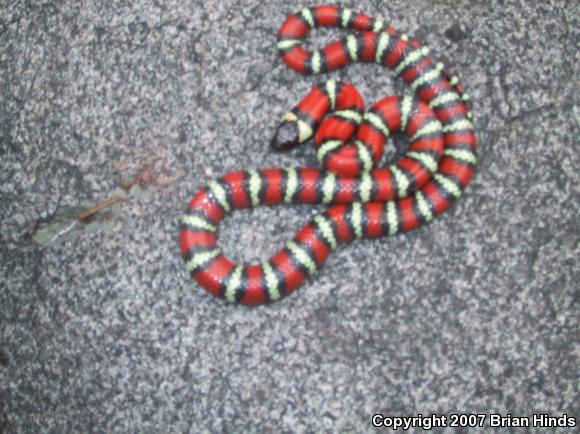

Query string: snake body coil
[179,5,477,304]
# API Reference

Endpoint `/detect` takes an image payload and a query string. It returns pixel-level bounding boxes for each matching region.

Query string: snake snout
[271,120,300,152]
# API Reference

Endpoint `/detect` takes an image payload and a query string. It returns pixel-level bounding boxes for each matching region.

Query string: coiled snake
[179,5,477,304]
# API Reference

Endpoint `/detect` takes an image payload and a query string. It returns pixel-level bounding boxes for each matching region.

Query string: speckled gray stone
[1,0,578,433]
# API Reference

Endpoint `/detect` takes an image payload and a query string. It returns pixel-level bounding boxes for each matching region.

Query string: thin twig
[78,195,125,220]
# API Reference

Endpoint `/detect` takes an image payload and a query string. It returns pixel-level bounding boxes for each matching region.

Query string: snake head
[271,119,300,152]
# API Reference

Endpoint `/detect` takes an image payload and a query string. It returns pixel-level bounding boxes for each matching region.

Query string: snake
[179,5,477,304]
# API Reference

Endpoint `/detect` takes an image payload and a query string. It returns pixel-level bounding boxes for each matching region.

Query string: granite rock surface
[1,0,578,432]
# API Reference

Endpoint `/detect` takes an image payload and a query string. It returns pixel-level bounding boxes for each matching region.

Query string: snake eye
[271,120,300,151]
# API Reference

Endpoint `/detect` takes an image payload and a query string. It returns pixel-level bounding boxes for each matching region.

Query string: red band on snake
[179,5,477,304]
